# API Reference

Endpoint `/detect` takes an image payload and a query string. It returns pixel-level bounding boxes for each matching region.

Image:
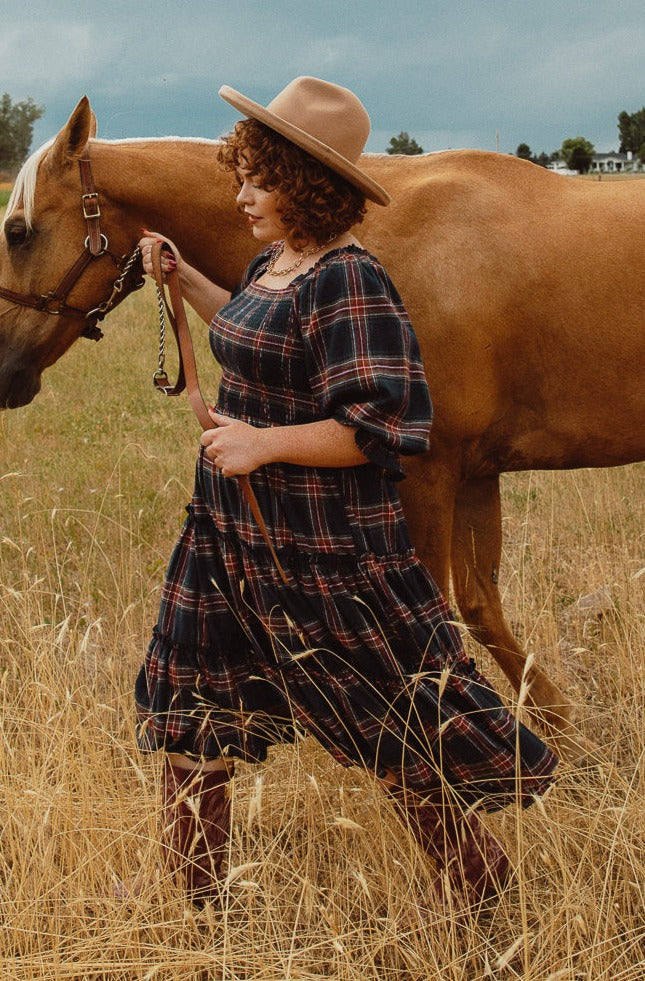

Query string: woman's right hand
[138,229,180,279]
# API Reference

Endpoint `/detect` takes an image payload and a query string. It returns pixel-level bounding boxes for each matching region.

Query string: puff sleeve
[296,252,432,479]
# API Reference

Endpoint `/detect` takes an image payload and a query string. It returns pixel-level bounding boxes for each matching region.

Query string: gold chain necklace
[265,240,331,277]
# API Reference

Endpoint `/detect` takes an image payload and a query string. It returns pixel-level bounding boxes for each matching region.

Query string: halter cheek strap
[78,144,104,257]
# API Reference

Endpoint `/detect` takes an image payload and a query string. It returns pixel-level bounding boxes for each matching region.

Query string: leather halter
[0,144,144,341]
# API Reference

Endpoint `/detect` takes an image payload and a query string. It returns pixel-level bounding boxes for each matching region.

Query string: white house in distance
[589,151,644,173]
[549,150,644,175]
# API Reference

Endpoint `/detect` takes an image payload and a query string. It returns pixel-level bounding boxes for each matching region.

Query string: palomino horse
[1,98,643,757]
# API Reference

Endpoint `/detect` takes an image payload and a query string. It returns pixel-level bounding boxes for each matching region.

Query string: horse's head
[0,97,141,408]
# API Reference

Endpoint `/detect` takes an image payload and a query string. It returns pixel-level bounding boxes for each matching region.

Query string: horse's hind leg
[399,451,458,599]
[451,475,592,760]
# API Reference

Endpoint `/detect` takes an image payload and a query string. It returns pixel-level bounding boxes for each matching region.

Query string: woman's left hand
[138,230,179,279]
[200,411,268,477]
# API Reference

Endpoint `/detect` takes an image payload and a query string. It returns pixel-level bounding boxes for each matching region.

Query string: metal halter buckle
[82,192,101,219]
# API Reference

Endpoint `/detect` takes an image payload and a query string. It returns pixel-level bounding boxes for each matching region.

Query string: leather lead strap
[150,241,289,587]
[151,242,207,425]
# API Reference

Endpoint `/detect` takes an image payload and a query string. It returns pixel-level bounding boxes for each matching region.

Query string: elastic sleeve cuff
[353,427,405,481]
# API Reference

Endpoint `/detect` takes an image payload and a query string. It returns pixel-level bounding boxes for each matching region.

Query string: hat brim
[218,84,390,206]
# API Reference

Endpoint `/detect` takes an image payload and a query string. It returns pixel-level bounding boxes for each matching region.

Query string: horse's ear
[89,110,98,139]
[47,96,94,172]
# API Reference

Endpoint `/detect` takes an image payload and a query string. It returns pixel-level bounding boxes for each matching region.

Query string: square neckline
[248,243,370,293]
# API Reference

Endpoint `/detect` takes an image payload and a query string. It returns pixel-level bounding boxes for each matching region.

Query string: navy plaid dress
[135,245,558,811]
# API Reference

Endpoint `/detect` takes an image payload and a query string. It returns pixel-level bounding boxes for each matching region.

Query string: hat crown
[218,76,390,204]
[266,77,370,165]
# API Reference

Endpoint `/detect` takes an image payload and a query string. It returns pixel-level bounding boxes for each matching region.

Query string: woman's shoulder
[302,244,392,289]
[314,243,382,273]
[300,244,402,307]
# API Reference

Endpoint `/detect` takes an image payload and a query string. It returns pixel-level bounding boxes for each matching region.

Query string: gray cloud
[2,0,643,157]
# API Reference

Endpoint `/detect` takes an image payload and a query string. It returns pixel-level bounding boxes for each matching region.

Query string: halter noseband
[0,144,145,341]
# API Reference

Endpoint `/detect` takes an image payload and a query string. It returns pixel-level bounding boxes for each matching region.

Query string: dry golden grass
[577,172,645,181]
[0,282,643,979]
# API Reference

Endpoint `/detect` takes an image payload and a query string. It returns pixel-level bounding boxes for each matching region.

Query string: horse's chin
[0,370,42,409]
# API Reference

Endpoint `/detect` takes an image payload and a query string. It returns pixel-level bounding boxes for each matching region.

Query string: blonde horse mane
[5,138,54,229]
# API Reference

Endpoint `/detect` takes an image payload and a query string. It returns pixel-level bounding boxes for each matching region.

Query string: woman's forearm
[178,263,231,324]
[201,413,369,476]
[260,418,368,468]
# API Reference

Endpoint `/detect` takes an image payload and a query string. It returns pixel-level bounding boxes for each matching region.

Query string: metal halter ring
[84,233,109,254]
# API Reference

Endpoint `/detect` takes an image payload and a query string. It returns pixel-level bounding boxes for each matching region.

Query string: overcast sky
[2,0,643,158]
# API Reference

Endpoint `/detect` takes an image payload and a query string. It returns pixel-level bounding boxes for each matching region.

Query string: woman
[135,76,558,905]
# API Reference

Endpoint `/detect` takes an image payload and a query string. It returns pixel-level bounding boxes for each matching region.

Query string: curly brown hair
[217,118,367,248]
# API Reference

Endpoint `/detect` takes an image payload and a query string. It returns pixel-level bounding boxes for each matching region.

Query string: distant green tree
[560,136,595,173]
[617,107,645,154]
[568,145,593,174]
[638,142,645,166]
[516,144,553,168]
[386,131,423,155]
[0,94,45,173]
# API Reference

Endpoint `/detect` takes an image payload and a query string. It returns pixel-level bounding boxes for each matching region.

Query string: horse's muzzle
[0,367,41,409]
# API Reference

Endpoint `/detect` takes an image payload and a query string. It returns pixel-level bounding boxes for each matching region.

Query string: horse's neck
[90,139,257,290]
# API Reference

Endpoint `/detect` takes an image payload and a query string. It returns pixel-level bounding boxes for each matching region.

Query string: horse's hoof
[111,867,162,901]
[550,726,599,765]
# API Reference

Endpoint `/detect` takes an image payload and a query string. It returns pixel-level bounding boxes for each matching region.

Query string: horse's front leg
[451,474,593,761]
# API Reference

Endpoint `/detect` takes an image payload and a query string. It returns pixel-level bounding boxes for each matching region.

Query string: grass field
[0,233,643,978]
[579,171,645,181]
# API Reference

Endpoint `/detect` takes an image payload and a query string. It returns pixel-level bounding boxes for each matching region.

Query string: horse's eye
[3,217,30,247]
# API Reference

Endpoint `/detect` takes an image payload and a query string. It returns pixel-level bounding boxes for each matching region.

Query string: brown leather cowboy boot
[162,759,233,902]
[386,784,510,904]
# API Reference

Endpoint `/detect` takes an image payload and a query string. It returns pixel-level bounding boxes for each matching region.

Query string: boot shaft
[162,759,233,899]
[385,782,510,903]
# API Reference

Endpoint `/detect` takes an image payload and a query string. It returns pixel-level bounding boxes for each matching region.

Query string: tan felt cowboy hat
[218,76,390,206]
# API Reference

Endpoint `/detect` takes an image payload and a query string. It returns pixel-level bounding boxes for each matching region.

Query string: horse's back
[360,151,645,471]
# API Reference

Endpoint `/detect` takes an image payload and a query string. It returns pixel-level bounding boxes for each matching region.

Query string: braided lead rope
[83,243,146,335]
[117,243,143,285]
[154,281,168,383]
